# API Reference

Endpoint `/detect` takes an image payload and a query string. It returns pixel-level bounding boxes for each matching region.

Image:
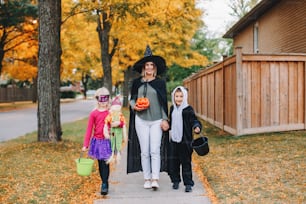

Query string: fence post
[236,46,243,135]
[304,61,306,130]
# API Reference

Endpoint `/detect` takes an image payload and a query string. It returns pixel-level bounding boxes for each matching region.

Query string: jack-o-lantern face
[136,97,150,109]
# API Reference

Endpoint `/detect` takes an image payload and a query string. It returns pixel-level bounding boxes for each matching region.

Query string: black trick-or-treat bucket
[191,136,209,156]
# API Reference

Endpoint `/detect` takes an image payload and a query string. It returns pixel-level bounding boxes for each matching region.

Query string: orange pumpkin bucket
[136,97,150,109]
[136,82,150,109]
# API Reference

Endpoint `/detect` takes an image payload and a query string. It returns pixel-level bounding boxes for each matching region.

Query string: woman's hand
[134,105,147,112]
[161,120,169,131]
[82,146,88,152]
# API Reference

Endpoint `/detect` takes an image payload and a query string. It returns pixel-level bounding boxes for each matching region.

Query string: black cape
[127,77,169,174]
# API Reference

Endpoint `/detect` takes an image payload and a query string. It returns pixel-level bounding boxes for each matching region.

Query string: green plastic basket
[75,157,94,176]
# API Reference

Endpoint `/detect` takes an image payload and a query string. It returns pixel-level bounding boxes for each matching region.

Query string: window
[253,23,259,53]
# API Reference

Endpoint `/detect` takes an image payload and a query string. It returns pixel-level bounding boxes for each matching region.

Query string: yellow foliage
[5,61,37,82]
[2,22,38,82]
[110,0,208,72]
[61,0,102,82]
[61,0,208,85]
[2,0,208,85]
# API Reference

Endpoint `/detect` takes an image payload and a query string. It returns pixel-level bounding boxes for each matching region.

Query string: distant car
[86,90,96,99]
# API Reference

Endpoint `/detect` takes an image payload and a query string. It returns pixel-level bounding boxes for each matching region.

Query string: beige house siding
[233,0,306,54]
[233,26,254,54]
[257,10,281,53]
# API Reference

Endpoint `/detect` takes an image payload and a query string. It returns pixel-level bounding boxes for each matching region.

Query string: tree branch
[62,9,91,25]
[4,37,36,52]
[109,38,119,60]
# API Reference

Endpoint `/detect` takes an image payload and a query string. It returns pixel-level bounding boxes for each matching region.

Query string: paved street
[0,99,96,142]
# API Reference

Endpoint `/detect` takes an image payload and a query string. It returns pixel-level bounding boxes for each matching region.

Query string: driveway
[0,99,96,142]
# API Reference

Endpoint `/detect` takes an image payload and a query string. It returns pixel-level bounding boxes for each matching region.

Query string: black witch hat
[133,45,166,75]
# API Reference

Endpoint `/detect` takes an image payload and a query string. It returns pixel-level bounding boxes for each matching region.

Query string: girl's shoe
[144,180,152,189]
[101,183,108,195]
[151,180,159,190]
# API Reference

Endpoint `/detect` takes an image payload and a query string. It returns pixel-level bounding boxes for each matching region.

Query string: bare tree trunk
[81,73,89,99]
[123,66,139,107]
[123,68,130,107]
[37,0,62,142]
[0,38,5,76]
[96,11,112,93]
[32,76,37,103]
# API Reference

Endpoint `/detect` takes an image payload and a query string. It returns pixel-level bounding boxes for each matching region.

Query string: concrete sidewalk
[94,147,211,204]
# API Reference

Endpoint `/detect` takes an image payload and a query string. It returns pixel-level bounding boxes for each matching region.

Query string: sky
[197,0,237,37]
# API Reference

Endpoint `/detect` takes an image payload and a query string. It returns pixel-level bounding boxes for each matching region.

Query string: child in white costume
[168,86,202,193]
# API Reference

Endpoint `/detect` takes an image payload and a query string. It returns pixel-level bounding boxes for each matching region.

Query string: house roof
[223,0,281,38]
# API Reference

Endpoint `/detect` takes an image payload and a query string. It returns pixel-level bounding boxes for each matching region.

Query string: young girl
[82,87,112,195]
[168,86,202,193]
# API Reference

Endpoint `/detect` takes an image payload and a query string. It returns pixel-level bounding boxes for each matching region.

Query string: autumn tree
[71,0,147,92]
[229,0,260,18]
[192,28,233,63]
[110,0,208,103]
[61,2,102,98]
[37,0,62,142]
[110,0,208,68]
[0,0,38,79]
[4,39,38,83]
[72,0,208,93]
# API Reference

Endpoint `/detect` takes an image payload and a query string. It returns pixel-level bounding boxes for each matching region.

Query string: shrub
[60,91,76,99]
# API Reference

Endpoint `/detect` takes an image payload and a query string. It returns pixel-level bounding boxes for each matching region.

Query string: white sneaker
[144,180,152,189]
[151,180,159,189]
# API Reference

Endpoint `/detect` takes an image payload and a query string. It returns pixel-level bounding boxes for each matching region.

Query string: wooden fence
[0,87,36,103]
[184,47,306,136]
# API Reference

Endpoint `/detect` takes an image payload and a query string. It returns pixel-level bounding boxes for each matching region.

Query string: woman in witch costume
[127,45,169,190]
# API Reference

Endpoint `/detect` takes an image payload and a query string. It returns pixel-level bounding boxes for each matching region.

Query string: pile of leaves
[0,119,106,204]
[193,121,306,204]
